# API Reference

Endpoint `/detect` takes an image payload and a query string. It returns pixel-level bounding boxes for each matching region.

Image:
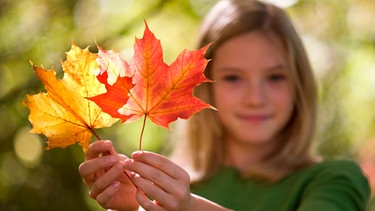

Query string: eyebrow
[266,64,288,71]
[216,64,288,72]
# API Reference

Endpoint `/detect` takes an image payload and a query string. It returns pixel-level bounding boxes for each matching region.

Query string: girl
[78,1,370,210]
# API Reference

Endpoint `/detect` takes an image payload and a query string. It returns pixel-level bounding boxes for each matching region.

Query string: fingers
[124,151,191,210]
[126,159,171,191]
[135,188,163,211]
[89,162,125,199]
[132,173,174,208]
[79,140,117,179]
[85,140,116,160]
[131,151,189,181]
[78,141,140,210]
[79,155,118,183]
[79,140,126,186]
[96,181,121,207]
[132,172,191,211]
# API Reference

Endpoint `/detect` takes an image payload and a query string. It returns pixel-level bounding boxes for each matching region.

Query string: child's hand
[124,151,194,211]
[78,140,139,211]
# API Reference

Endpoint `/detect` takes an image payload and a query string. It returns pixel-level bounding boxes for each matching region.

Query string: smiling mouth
[238,114,272,122]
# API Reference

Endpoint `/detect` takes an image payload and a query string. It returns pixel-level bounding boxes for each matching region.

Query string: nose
[243,80,265,106]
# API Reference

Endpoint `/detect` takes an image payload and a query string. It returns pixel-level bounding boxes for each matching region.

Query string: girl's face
[212,31,294,147]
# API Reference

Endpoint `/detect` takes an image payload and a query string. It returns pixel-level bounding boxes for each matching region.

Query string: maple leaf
[89,22,214,149]
[23,43,118,153]
[87,46,135,120]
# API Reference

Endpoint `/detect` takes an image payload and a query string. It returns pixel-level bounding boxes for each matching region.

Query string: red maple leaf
[89,22,214,148]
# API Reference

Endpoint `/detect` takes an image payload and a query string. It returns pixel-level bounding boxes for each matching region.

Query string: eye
[223,74,241,82]
[268,73,286,82]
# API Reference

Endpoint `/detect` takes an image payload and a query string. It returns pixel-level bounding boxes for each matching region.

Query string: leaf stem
[139,115,147,150]
[90,128,101,140]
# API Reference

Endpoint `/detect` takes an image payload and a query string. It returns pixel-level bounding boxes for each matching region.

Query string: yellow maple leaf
[23,43,118,153]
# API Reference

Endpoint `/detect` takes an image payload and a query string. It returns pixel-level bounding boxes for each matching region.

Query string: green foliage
[1,0,374,210]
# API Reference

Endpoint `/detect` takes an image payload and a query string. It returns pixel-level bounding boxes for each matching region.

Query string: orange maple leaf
[23,43,119,153]
[89,23,214,148]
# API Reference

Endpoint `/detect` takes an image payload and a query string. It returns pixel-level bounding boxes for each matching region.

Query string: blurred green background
[0,0,374,210]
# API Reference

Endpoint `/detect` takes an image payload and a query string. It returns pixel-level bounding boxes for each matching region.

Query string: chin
[237,135,274,146]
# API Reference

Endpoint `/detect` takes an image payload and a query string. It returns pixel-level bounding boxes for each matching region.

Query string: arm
[78,140,139,211]
[124,151,233,211]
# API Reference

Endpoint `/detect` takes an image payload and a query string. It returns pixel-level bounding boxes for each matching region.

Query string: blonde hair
[171,0,317,182]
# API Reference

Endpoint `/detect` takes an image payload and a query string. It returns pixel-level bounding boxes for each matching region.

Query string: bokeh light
[14,127,43,168]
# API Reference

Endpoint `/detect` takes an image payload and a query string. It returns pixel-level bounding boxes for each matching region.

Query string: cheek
[213,84,238,109]
[271,86,294,112]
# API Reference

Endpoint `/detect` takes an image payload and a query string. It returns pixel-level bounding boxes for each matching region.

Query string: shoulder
[306,159,367,184]
[310,159,364,174]
[302,159,369,192]
[287,159,370,195]
[296,159,370,211]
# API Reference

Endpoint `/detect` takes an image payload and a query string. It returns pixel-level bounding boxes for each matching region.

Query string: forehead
[212,31,287,69]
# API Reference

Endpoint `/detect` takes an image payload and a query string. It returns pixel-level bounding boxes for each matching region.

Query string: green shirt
[191,160,370,211]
